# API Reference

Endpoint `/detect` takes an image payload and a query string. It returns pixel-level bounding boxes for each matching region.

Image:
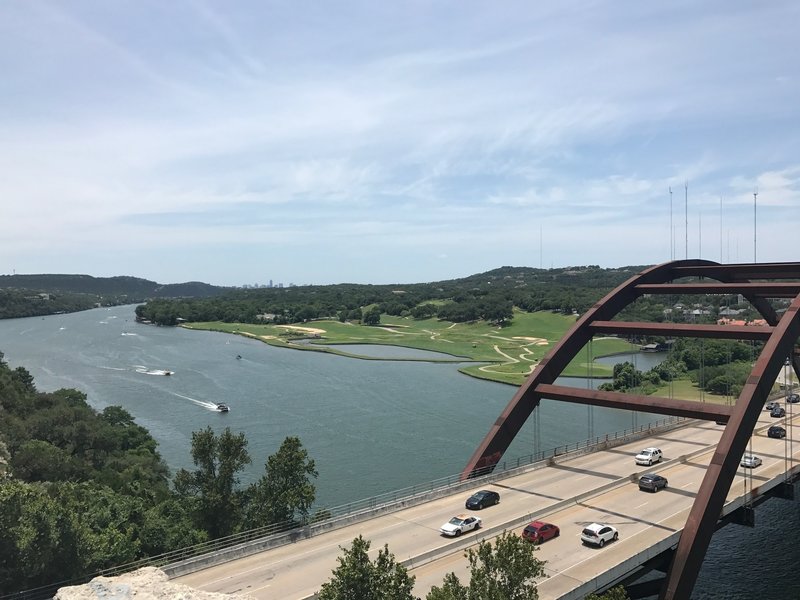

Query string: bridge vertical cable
[587,337,594,440]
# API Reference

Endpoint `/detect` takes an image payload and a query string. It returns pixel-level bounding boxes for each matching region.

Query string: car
[440,514,482,537]
[635,447,663,466]
[740,454,762,468]
[768,425,787,439]
[771,406,786,418]
[788,393,800,404]
[580,523,619,547]
[465,490,500,510]
[521,521,560,544]
[766,400,780,411]
[638,473,668,492]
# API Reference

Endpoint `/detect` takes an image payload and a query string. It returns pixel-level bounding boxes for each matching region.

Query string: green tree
[245,436,318,528]
[426,573,468,600]
[318,535,416,600]
[363,306,382,325]
[9,440,76,482]
[140,497,208,555]
[426,531,545,600]
[174,426,251,538]
[411,303,437,319]
[585,585,630,599]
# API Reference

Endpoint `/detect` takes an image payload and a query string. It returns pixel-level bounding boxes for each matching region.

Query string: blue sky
[2,1,798,286]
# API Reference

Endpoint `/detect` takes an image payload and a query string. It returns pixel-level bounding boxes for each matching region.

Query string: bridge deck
[174,408,800,599]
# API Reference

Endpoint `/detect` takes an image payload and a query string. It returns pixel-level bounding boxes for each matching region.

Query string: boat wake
[121,332,138,336]
[172,392,222,412]
[99,366,127,371]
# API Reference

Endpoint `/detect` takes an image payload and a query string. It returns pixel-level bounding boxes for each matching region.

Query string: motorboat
[216,403,230,412]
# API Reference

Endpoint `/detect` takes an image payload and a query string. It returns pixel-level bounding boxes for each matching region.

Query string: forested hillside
[0,274,230,320]
[0,288,98,319]
[0,274,227,299]
[135,265,649,326]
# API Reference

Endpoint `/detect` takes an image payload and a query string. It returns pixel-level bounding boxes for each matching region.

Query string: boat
[216,403,230,412]
[236,354,242,360]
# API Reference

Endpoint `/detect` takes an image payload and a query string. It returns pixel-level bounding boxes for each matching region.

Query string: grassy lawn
[183,309,638,386]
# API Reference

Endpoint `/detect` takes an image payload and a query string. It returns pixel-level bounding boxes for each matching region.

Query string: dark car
[766,401,780,411]
[771,406,786,418]
[522,520,560,543]
[638,473,668,492]
[788,393,800,404]
[768,425,787,439]
[465,490,500,510]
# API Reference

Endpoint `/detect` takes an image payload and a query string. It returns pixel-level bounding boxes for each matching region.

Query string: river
[0,305,795,598]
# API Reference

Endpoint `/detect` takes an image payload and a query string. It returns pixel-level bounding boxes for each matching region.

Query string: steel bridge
[461,259,800,600]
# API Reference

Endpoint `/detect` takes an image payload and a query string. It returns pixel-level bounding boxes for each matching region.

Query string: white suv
[581,523,619,547]
[635,447,663,466]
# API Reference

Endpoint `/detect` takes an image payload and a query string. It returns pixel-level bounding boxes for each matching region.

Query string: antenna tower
[669,187,673,260]
[684,181,688,259]
[753,187,758,262]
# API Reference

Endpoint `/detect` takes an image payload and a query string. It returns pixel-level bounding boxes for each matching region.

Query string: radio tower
[684,181,688,259]
[753,187,758,262]
[669,187,673,260]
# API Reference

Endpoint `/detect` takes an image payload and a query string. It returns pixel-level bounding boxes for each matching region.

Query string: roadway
[175,408,800,599]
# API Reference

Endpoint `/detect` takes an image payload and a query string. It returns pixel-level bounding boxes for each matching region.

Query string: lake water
[0,305,666,508]
[0,305,795,598]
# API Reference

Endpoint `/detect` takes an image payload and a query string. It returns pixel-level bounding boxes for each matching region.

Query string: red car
[522,520,560,543]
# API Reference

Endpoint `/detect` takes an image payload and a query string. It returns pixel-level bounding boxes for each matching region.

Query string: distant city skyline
[2,1,798,286]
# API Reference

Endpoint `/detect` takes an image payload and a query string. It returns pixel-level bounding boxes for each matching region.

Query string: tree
[363,306,382,326]
[585,586,630,599]
[426,531,546,600]
[318,535,416,600]
[173,427,251,538]
[426,573,467,600]
[9,440,76,482]
[139,497,208,555]
[245,436,318,528]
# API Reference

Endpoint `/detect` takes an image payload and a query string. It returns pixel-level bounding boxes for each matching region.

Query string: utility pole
[669,187,673,260]
[684,181,688,260]
[753,188,758,262]
[699,211,702,258]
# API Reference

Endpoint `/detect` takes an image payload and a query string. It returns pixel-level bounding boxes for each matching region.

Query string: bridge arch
[461,259,800,600]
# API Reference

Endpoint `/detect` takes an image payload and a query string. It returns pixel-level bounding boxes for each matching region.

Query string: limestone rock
[55,567,254,600]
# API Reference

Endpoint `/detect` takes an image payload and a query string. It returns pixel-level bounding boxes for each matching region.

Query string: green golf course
[183,309,640,386]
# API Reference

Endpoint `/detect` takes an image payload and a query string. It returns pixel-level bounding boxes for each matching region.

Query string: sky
[2,1,799,286]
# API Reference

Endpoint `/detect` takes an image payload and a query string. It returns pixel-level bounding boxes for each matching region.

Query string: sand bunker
[276,325,326,335]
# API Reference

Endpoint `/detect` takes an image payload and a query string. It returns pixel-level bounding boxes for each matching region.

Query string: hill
[0,274,228,299]
[0,274,230,320]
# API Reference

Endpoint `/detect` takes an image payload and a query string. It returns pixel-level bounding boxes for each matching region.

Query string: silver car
[740,454,762,468]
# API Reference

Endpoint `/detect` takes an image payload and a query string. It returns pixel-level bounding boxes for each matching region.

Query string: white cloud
[1,0,799,283]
